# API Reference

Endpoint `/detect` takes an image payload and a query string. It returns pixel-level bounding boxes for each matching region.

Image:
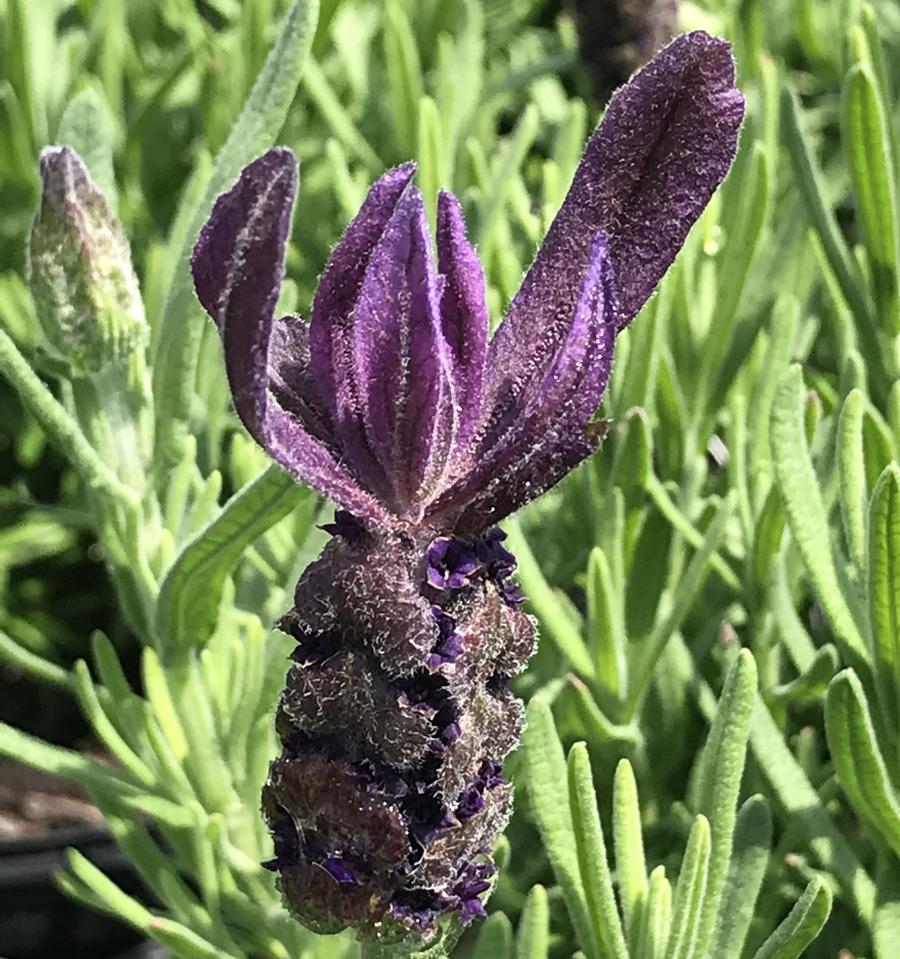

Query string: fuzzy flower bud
[192,32,742,948]
[28,147,147,375]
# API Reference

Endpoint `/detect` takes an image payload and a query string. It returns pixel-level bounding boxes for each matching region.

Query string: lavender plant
[3,2,900,959]
[188,31,741,947]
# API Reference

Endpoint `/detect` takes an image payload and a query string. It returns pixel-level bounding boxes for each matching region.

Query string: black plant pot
[0,823,149,959]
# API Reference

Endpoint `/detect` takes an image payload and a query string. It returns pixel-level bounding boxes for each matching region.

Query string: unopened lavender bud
[28,147,147,376]
[193,32,742,948]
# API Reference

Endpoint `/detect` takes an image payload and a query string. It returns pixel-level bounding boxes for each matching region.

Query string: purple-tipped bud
[191,31,742,948]
[263,521,533,942]
[28,147,147,375]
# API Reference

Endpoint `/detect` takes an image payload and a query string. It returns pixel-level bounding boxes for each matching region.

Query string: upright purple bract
[191,31,742,947]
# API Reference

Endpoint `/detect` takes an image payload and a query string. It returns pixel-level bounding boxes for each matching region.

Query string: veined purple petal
[191,148,391,526]
[436,191,488,453]
[484,31,743,443]
[430,234,615,530]
[309,163,417,494]
[352,186,455,511]
[270,315,337,447]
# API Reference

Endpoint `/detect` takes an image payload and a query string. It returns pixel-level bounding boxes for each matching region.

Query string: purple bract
[192,31,743,538]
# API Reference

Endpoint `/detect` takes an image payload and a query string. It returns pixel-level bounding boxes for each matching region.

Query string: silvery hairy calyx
[192,32,743,949]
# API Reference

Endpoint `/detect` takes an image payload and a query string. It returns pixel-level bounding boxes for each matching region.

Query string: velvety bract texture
[191,31,742,946]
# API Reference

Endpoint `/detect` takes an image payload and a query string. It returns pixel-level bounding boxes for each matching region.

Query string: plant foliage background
[2,0,900,957]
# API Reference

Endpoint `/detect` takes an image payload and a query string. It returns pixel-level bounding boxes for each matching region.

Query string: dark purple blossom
[427,537,480,590]
[322,858,357,885]
[193,31,742,948]
[427,607,465,669]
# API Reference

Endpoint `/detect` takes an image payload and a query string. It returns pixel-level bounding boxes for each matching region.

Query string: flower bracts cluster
[192,32,742,945]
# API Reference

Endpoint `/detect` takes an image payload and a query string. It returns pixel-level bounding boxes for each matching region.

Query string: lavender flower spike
[192,31,742,947]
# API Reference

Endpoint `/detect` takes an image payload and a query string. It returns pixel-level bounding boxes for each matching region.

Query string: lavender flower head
[192,32,742,947]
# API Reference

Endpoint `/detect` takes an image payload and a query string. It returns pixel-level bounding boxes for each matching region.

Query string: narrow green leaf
[516,885,551,959]
[771,556,817,673]
[749,700,875,922]
[751,484,786,592]
[0,720,196,827]
[302,58,383,173]
[0,328,137,507]
[586,546,627,703]
[870,463,900,741]
[523,700,596,959]
[610,407,652,496]
[858,5,891,116]
[838,389,869,572]
[473,912,514,959]
[169,658,237,814]
[163,434,197,537]
[750,876,831,959]
[863,406,895,488]
[770,365,870,671]
[665,815,710,959]
[150,149,212,341]
[631,493,737,711]
[72,660,154,786]
[694,650,758,959]
[569,677,639,748]
[477,104,540,268]
[568,743,629,959]
[63,849,153,929]
[843,62,900,333]
[613,758,647,948]
[771,644,839,705]
[728,391,754,543]
[90,631,134,706]
[383,0,423,158]
[141,648,189,761]
[712,795,773,959]
[636,866,671,959]
[644,476,739,591]
[616,282,668,417]
[152,0,320,473]
[94,807,205,930]
[91,630,147,756]
[149,917,242,959]
[417,95,444,231]
[825,669,900,854]
[155,465,309,652]
[782,88,873,335]
[0,628,71,690]
[143,713,196,803]
[748,296,800,510]
[696,143,769,420]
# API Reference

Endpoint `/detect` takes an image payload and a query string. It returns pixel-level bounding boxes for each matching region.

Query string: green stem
[0,327,138,508]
